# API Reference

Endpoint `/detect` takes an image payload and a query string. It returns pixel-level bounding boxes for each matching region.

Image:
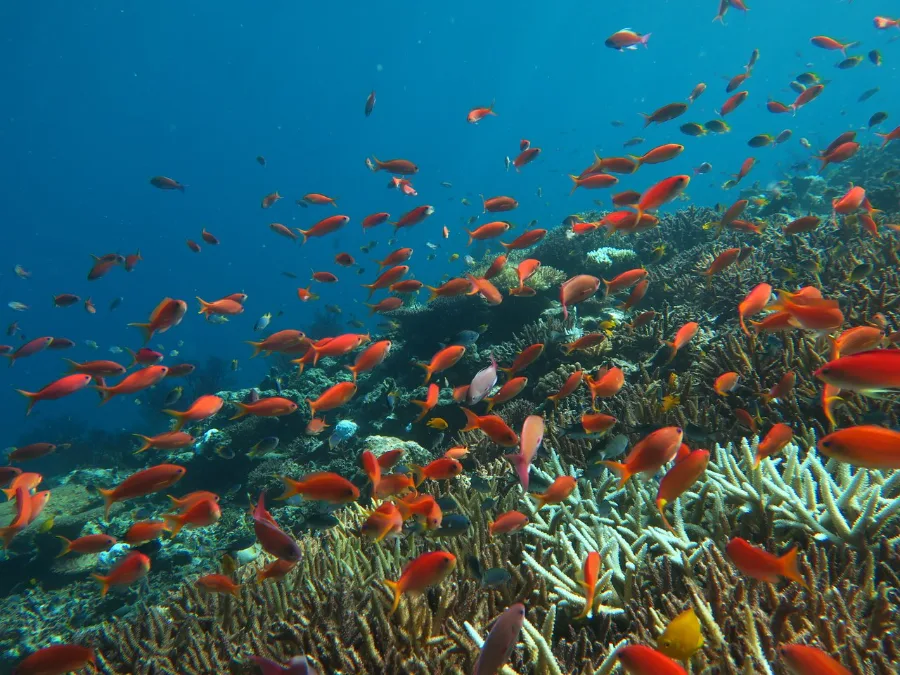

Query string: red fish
[384,551,456,613]
[98,464,186,519]
[125,520,170,544]
[634,175,690,221]
[17,373,92,415]
[461,409,519,446]
[252,492,301,562]
[605,29,651,50]
[718,90,748,116]
[392,205,434,229]
[481,195,517,212]
[307,382,357,416]
[604,268,648,295]
[164,394,224,430]
[346,340,391,381]
[231,396,299,420]
[6,336,53,366]
[56,533,117,556]
[296,214,349,244]
[195,573,240,597]
[489,510,529,536]
[513,147,541,170]
[197,296,244,317]
[261,191,282,208]
[418,345,466,383]
[96,365,168,403]
[530,475,577,510]
[468,101,497,123]
[666,322,699,362]
[616,645,687,675]
[411,383,439,422]
[369,156,418,174]
[279,471,359,503]
[132,431,194,454]
[466,221,511,245]
[127,298,187,344]
[657,450,709,530]
[810,35,858,57]
[363,212,390,229]
[779,644,851,675]
[93,551,151,596]
[12,645,96,675]
[502,229,547,251]
[500,344,544,375]
[586,367,625,405]
[575,551,601,619]
[163,497,221,536]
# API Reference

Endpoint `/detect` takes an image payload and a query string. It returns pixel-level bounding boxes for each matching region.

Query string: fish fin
[295,229,309,244]
[460,408,481,432]
[409,464,425,488]
[196,297,211,315]
[384,578,401,614]
[245,340,264,358]
[275,476,299,501]
[601,460,632,488]
[127,322,153,345]
[410,399,431,422]
[15,389,37,415]
[415,362,433,384]
[656,498,673,531]
[162,513,185,537]
[779,546,809,588]
[55,536,72,558]
[229,402,250,421]
[91,573,110,597]
[567,175,580,196]
[132,434,153,454]
[97,487,116,520]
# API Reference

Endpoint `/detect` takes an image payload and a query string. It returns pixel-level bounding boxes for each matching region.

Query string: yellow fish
[660,394,680,413]
[37,517,55,534]
[657,607,704,661]
[426,418,449,430]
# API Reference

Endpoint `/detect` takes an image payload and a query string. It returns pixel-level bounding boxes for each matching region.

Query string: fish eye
[821,440,831,447]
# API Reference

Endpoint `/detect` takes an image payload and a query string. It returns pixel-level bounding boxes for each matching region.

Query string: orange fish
[530,475,577,510]
[361,502,404,542]
[703,248,741,278]
[197,296,244,317]
[257,558,297,582]
[489,510,529,536]
[164,394,224,430]
[581,412,617,435]
[7,336,54,366]
[502,229,547,250]
[631,143,683,167]
[12,645,96,675]
[563,333,605,353]
[261,191,282,208]
[418,345,466,383]
[586,367,625,405]
[132,431,194,454]
[125,520,170,544]
[713,372,740,396]
[574,551,601,619]
[634,175,690,221]
[376,247,414,269]
[411,383,439,422]
[411,457,463,485]
[484,377,527,412]
[306,383,357,417]
[640,102,688,126]
[666,322,699,362]
[56,533,117,556]
[1,472,41,501]
[817,142,859,172]
[718,90,748,116]
[569,173,618,194]
[231,396,298,420]
[271,222,299,240]
[778,644,851,675]
[656,450,709,530]
[0,486,32,548]
[363,212,391,229]
[603,426,683,487]
[279,471,359,503]
[548,370,584,404]
[461,408,519,446]
[444,445,469,460]
[196,573,240,597]
[346,340,391,381]
[362,265,409,298]
[93,550,151,596]
[295,214,349,244]
[390,279,424,293]
[481,195,517,212]
[513,146,541,171]
[831,327,884,359]
[500,344,544,375]
[604,268,647,295]
[247,329,308,357]
[426,277,472,301]
[163,497,221,536]
[98,464,186,519]
[466,221,511,245]
[374,472,415,499]
[817,425,900,469]
[605,29,651,50]
[738,283,772,335]
[393,204,434,229]
[560,274,601,320]
[483,254,508,280]
[726,537,807,587]
[762,372,795,404]
[810,35,858,57]
[384,551,457,613]
[468,101,497,123]
[467,274,503,305]
[616,645,687,675]
[64,359,126,377]
[369,156,418,174]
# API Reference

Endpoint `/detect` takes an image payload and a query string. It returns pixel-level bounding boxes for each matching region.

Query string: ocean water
[0,1,896,671]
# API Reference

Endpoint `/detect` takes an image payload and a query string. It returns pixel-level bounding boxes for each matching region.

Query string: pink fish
[505,415,543,490]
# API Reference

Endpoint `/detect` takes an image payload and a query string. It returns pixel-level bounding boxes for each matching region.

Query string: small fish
[657,608,704,662]
[254,313,272,332]
[163,387,183,407]
[480,568,512,589]
[248,436,280,458]
[426,418,448,430]
[869,50,882,66]
[256,156,266,166]
[848,263,873,282]
[8,301,28,312]
[859,87,880,102]
[231,359,239,371]
[869,111,888,128]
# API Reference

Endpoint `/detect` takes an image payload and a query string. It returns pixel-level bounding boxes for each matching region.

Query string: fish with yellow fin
[427,418,449,430]
[657,607,704,661]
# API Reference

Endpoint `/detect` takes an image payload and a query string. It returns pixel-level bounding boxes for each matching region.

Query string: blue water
[0,0,889,446]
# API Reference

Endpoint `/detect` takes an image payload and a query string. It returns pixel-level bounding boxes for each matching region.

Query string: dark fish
[684,422,712,443]
[858,87,880,103]
[470,475,492,493]
[434,495,459,512]
[442,330,481,348]
[256,156,266,167]
[466,554,484,580]
[109,297,123,311]
[481,497,497,510]
[282,271,298,279]
[432,514,470,537]
[304,513,339,530]
[222,534,257,552]
[365,90,376,117]
[869,111,888,128]
[481,568,512,589]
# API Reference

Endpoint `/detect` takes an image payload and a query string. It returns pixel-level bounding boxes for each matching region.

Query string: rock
[364,435,432,465]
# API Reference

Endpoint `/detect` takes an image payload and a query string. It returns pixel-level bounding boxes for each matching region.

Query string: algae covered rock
[363,435,432,465]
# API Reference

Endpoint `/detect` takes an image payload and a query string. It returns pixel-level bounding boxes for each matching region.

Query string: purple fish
[250,655,317,675]
[466,353,498,405]
[473,603,526,675]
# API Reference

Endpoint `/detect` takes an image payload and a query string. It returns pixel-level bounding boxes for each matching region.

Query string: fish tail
[409,464,425,487]
[656,498,673,531]
[410,398,430,422]
[196,297,212,316]
[641,32,652,46]
[779,546,809,588]
[425,286,439,302]
[305,398,318,418]
[739,315,750,336]
[92,573,111,597]
[127,322,154,344]
[132,434,153,454]
[55,536,73,557]
[162,513,185,537]
[166,495,183,512]
[98,487,116,520]
[503,453,530,491]
[601,279,612,297]
[416,362,433,384]
[601,460,632,488]
[276,476,300,502]
[527,493,547,511]
[229,402,250,421]
[639,113,652,128]
[664,341,678,363]
[484,398,495,413]
[480,193,486,214]
[295,229,309,244]
[384,579,401,614]
[460,407,481,432]
[15,389,36,416]
[464,229,474,246]
[828,336,840,361]
[567,175,580,196]
[0,488,13,501]
[62,358,81,373]
[162,409,187,431]
[345,365,359,382]
[370,155,382,171]
[245,340,264,358]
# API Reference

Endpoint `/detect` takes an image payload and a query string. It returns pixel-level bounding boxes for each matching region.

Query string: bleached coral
[586,246,637,269]
[708,433,900,548]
